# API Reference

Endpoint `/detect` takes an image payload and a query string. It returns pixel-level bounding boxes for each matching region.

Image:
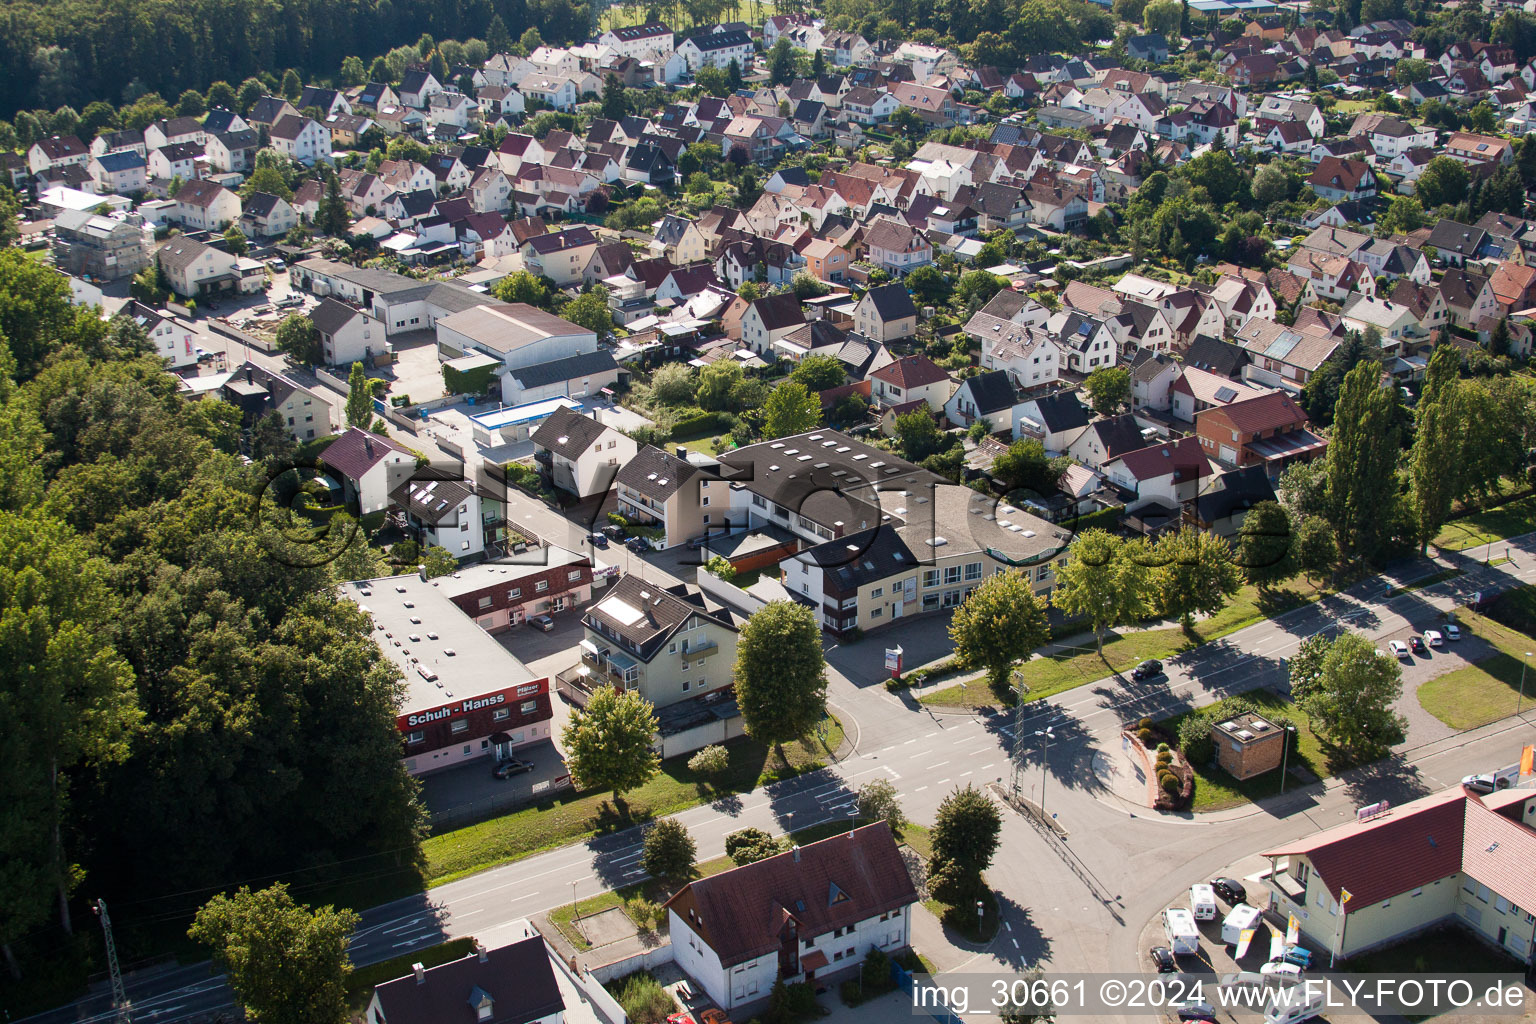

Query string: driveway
[416,739,570,828]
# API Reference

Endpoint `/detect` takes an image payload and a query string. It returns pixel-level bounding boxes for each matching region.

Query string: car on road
[492,757,535,779]
[1131,659,1164,681]
[1424,629,1444,647]
[1444,623,1461,640]
[589,531,609,548]
[1210,878,1246,904]
[1409,635,1428,656]
[626,536,653,554]
[527,614,556,632]
[1389,639,1410,659]
[1149,946,1177,973]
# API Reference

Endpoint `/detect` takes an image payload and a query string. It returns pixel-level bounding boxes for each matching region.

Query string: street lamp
[1278,725,1297,796]
[1035,728,1054,816]
[1519,653,1533,716]
[572,879,582,941]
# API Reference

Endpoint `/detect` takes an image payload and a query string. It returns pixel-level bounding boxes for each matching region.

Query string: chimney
[412,962,426,984]
[792,845,801,861]
[475,940,488,963]
[365,436,374,459]
[676,446,688,460]
[246,367,254,384]
[418,564,428,581]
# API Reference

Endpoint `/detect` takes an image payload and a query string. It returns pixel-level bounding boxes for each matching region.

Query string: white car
[1388,640,1410,659]
[1261,961,1305,981]
[1424,630,1444,647]
[1445,623,1461,640]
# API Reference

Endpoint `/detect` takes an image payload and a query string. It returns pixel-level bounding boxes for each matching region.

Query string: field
[920,580,1330,709]
[599,0,777,31]
[1416,595,1536,731]
[421,716,843,885]
[1157,691,1326,812]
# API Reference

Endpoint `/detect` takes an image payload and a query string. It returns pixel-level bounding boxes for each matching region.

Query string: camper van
[1263,983,1324,1023]
[1162,908,1200,955]
[1190,884,1217,921]
[1221,904,1263,945]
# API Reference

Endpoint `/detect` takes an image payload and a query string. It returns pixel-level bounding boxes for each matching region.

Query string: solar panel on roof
[1214,386,1238,403]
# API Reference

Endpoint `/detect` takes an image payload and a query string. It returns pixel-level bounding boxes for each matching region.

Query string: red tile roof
[321,426,413,481]
[1110,435,1211,483]
[1201,391,1308,434]
[870,354,949,389]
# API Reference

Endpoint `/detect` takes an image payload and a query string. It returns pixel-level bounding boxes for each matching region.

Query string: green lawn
[1157,691,1327,812]
[1384,566,1463,597]
[920,581,1328,709]
[599,0,775,30]
[1416,601,1536,731]
[1432,491,1536,551]
[1332,99,1375,113]
[422,717,843,885]
[347,938,475,1009]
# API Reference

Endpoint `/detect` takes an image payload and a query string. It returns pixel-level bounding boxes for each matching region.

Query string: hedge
[669,410,737,438]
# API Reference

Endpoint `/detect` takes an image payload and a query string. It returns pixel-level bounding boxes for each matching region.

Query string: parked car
[1210,878,1246,904]
[699,1010,731,1024]
[601,524,625,540]
[1149,945,1177,973]
[1389,640,1410,659]
[1444,623,1461,640]
[1424,629,1444,647]
[1173,997,1217,1022]
[1462,765,1519,793]
[1261,961,1304,981]
[1276,945,1312,969]
[528,614,556,632]
[1410,635,1428,655]
[1131,659,1164,681]
[589,531,609,548]
[492,757,535,779]
[626,536,653,554]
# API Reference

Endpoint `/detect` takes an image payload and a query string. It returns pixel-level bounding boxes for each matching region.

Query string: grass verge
[422,717,843,886]
[1416,600,1536,731]
[1157,691,1328,812]
[921,582,1329,709]
[1385,567,1462,598]
[1432,491,1536,552]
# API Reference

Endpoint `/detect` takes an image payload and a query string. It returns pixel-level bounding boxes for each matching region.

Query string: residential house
[397,69,444,109]
[613,445,710,550]
[677,29,754,71]
[146,141,204,181]
[853,283,918,342]
[51,209,152,283]
[803,238,852,283]
[204,129,260,174]
[364,933,567,1024]
[521,227,601,287]
[124,300,197,368]
[1195,391,1326,477]
[1445,131,1514,166]
[1439,268,1499,328]
[1013,391,1091,451]
[1169,367,1273,423]
[241,191,297,238]
[223,362,336,443]
[598,22,675,59]
[530,405,638,499]
[27,135,90,177]
[863,219,932,275]
[88,151,148,194]
[944,370,1017,433]
[173,179,242,232]
[666,824,918,1012]
[321,426,417,515]
[1306,157,1376,201]
[390,474,487,559]
[1099,435,1214,517]
[741,293,808,355]
[867,354,954,414]
[310,297,385,365]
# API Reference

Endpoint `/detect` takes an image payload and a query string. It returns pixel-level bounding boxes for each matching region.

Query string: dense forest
[0,0,591,119]
[0,250,424,1002]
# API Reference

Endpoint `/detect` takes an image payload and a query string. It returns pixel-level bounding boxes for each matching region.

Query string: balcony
[679,639,718,659]
[533,449,553,465]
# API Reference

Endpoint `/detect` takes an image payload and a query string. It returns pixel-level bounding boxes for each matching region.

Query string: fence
[208,318,272,354]
[586,943,676,984]
[892,961,964,1024]
[313,365,349,395]
[551,941,633,1024]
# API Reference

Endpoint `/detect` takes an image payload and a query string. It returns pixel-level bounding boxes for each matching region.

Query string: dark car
[589,531,609,548]
[626,536,652,554]
[1409,635,1428,656]
[1131,659,1164,681]
[527,614,556,632]
[602,524,625,540]
[1149,946,1177,973]
[1211,878,1247,904]
[492,757,535,779]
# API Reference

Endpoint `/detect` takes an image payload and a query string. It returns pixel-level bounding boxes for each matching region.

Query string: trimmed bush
[1138,717,1154,730]
[1156,742,1170,755]
[1161,774,1180,795]
[1137,727,1155,746]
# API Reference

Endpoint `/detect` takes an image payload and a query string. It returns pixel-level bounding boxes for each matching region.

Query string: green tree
[725,827,787,864]
[733,601,828,751]
[561,686,661,801]
[1053,529,1154,653]
[275,312,321,365]
[1293,516,1337,584]
[895,407,949,461]
[602,73,627,120]
[695,360,743,411]
[338,56,367,86]
[856,778,904,831]
[188,884,358,1024]
[563,288,615,336]
[280,68,302,101]
[222,224,249,255]
[1377,194,1424,235]
[492,270,551,308]
[345,362,372,426]
[648,362,696,405]
[1250,161,1293,208]
[930,784,1001,878]
[250,409,297,462]
[956,270,1005,309]
[703,555,737,582]
[1393,58,1433,85]
[1235,501,1297,590]
[0,184,20,249]
[487,14,513,54]
[687,743,730,779]
[1114,0,1149,22]
[1416,156,1470,208]
[420,546,459,578]
[1082,365,1131,415]
[768,40,797,85]
[315,172,351,237]
[1144,0,1184,37]
[1152,527,1243,629]
[1327,361,1403,558]
[176,88,207,116]
[990,438,1070,495]
[640,818,696,878]
[905,265,952,305]
[1290,632,1406,760]
[696,64,729,97]
[1408,343,1463,551]
[949,572,1050,690]
[242,162,294,202]
[761,380,819,439]
[1181,148,1244,206]
[790,354,847,391]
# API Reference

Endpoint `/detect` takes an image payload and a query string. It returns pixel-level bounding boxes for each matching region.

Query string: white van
[1264,983,1324,1023]
[1221,903,1263,945]
[1190,884,1217,921]
[1162,908,1200,955]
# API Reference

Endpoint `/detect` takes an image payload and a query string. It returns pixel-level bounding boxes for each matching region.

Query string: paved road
[24,537,1536,1024]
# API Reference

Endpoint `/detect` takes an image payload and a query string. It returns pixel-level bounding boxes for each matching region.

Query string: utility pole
[94,899,131,1024]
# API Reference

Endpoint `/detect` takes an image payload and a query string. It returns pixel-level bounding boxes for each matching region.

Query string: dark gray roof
[615,444,699,501]
[800,525,918,594]
[201,109,242,134]
[860,282,917,322]
[1183,335,1249,377]
[1425,219,1487,258]
[390,474,476,525]
[1086,414,1147,459]
[1195,465,1277,524]
[506,350,619,391]
[960,370,1016,415]
[584,576,736,662]
[1031,391,1090,433]
[309,296,361,336]
[749,293,806,331]
[372,935,563,1024]
[531,405,610,460]
[688,28,751,50]
[243,191,287,218]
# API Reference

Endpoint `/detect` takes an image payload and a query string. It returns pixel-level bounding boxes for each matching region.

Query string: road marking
[936,778,951,785]
[979,763,995,771]
[928,760,951,769]
[904,738,917,745]
[925,731,940,738]
[915,785,929,792]
[1006,921,1013,932]
[382,917,426,934]
[960,771,973,777]
[1012,938,1019,949]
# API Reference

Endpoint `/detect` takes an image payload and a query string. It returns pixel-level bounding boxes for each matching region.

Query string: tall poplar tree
[1327,361,1403,558]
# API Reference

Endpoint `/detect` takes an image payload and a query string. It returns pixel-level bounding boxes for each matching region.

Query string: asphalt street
[25,536,1536,1024]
